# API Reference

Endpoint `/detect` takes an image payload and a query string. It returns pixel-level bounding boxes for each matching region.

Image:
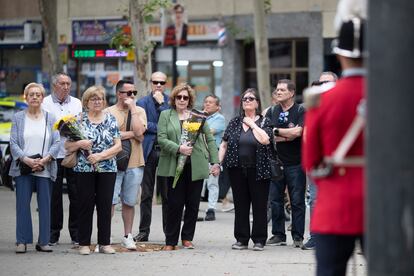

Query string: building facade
[0,0,339,118]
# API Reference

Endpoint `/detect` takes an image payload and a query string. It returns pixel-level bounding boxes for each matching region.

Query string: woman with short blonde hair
[65,85,121,255]
[10,82,60,253]
[81,86,107,110]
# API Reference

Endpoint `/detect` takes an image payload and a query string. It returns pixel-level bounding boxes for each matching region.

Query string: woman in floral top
[65,86,121,255]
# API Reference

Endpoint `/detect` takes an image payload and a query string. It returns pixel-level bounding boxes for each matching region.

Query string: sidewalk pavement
[0,186,366,276]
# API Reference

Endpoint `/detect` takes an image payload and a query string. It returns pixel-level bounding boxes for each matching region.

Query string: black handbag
[268,142,284,182]
[18,113,48,175]
[116,111,132,171]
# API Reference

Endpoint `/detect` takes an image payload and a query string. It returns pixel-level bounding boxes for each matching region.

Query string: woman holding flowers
[9,83,60,253]
[218,88,273,251]
[64,86,121,255]
[157,83,220,250]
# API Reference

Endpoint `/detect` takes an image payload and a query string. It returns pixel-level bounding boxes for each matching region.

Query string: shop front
[69,19,224,108]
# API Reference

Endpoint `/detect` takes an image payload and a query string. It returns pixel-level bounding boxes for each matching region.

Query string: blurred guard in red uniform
[302,0,367,275]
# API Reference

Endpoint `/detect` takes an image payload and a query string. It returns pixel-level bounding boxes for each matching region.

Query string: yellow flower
[183,122,201,133]
[53,115,77,130]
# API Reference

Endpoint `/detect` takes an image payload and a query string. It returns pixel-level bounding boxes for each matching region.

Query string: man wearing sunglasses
[265,79,306,248]
[135,71,170,242]
[106,80,147,250]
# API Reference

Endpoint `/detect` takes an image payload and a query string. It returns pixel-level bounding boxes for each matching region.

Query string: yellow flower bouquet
[172,109,208,188]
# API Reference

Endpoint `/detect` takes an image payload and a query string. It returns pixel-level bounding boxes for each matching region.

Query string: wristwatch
[273,128,280,136]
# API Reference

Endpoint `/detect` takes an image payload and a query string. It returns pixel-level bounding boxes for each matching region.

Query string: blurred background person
[202,94,225,221]
[302,71,338,251]
[65,86,121,255]
[157,83,219,251]
[219,88,272,251]
[9,83,60,253]
[42,72,82,246]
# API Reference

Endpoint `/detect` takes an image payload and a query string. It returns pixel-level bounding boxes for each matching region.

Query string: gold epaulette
[303,82,335,109]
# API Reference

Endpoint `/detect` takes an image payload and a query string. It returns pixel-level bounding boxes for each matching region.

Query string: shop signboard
[72,19,220,45]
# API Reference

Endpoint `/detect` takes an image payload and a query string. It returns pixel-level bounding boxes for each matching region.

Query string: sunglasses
[278,111,289,123]
[242,96,256,102]
[176,95,189,101]
[119,90,138,96]
[151,80,166,85]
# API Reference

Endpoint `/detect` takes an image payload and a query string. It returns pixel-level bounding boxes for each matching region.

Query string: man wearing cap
[302,0,366,274]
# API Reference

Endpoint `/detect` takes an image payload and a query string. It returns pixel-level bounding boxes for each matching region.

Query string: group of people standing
[9,20,364,273]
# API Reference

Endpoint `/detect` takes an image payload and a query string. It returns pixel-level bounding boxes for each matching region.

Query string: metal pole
[172,45,177,86]
[171,0,177,87]
[367,0,414,275]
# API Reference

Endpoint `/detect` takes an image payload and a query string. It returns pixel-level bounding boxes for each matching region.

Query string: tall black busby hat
[332,17,365,58]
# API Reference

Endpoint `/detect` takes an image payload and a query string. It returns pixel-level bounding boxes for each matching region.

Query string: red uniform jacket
[302,75,365,235]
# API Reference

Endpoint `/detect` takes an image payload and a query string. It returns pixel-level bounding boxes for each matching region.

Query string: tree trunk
[130,0,153,97]
[38,0,62,77]
[253,0,271,108]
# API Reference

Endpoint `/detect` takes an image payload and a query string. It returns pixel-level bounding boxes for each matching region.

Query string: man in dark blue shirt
[134,71,170,242]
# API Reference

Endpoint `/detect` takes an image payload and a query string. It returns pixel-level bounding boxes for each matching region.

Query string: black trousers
[139,147,168,236]
[316,234,364,276]
[218,167,231,200]
[165,163,203,246]
[228,167,270,245]
[76,172,116,246]
[50,159,78,243]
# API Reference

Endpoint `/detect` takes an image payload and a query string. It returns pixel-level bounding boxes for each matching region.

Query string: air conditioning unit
[24,22,42,43]
[0,21,42,45]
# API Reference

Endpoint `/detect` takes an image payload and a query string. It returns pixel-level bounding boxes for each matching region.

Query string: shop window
[244,39,309,102]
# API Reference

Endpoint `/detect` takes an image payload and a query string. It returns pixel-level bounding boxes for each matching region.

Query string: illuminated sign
[71,49,127,59]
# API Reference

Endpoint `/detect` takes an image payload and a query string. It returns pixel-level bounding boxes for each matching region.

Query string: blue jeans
[308,177,317,240]
[270,164,306,241]
[205,164,219,210]
[15,175,52,245]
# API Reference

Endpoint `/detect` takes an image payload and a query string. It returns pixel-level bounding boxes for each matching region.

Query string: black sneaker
[267,235,286,246]
[133,232,149,242]
[252,243,264,251]
[231,242,248,250]
[205,209,216,221]
[301,238,316,250]
[293,238,304,248]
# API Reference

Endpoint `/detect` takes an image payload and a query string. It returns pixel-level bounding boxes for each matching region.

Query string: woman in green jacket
[157,83,220,250]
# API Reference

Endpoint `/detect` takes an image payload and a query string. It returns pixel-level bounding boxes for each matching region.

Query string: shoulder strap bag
[116,110,132,171]
[18,112,48,175]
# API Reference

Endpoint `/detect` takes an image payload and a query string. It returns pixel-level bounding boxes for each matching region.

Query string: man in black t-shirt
[265,79,306,248]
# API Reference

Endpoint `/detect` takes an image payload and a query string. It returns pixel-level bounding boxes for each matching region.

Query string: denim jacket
[9,110,60,181]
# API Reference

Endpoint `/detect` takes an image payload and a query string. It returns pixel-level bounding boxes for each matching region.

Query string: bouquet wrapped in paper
[53,115,86,142]
[53,114,96,170]
[172,109,208,188]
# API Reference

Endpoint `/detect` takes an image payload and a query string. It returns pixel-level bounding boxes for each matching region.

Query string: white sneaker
[222,203,235,212]
[79,246,91,255]
[121,233,137,250]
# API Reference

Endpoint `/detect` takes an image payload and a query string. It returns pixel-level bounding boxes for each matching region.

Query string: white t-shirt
[24,115,51,178]
[42,95,82,158]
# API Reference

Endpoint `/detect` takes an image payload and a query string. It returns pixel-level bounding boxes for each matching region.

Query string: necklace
[27,111,42,119]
